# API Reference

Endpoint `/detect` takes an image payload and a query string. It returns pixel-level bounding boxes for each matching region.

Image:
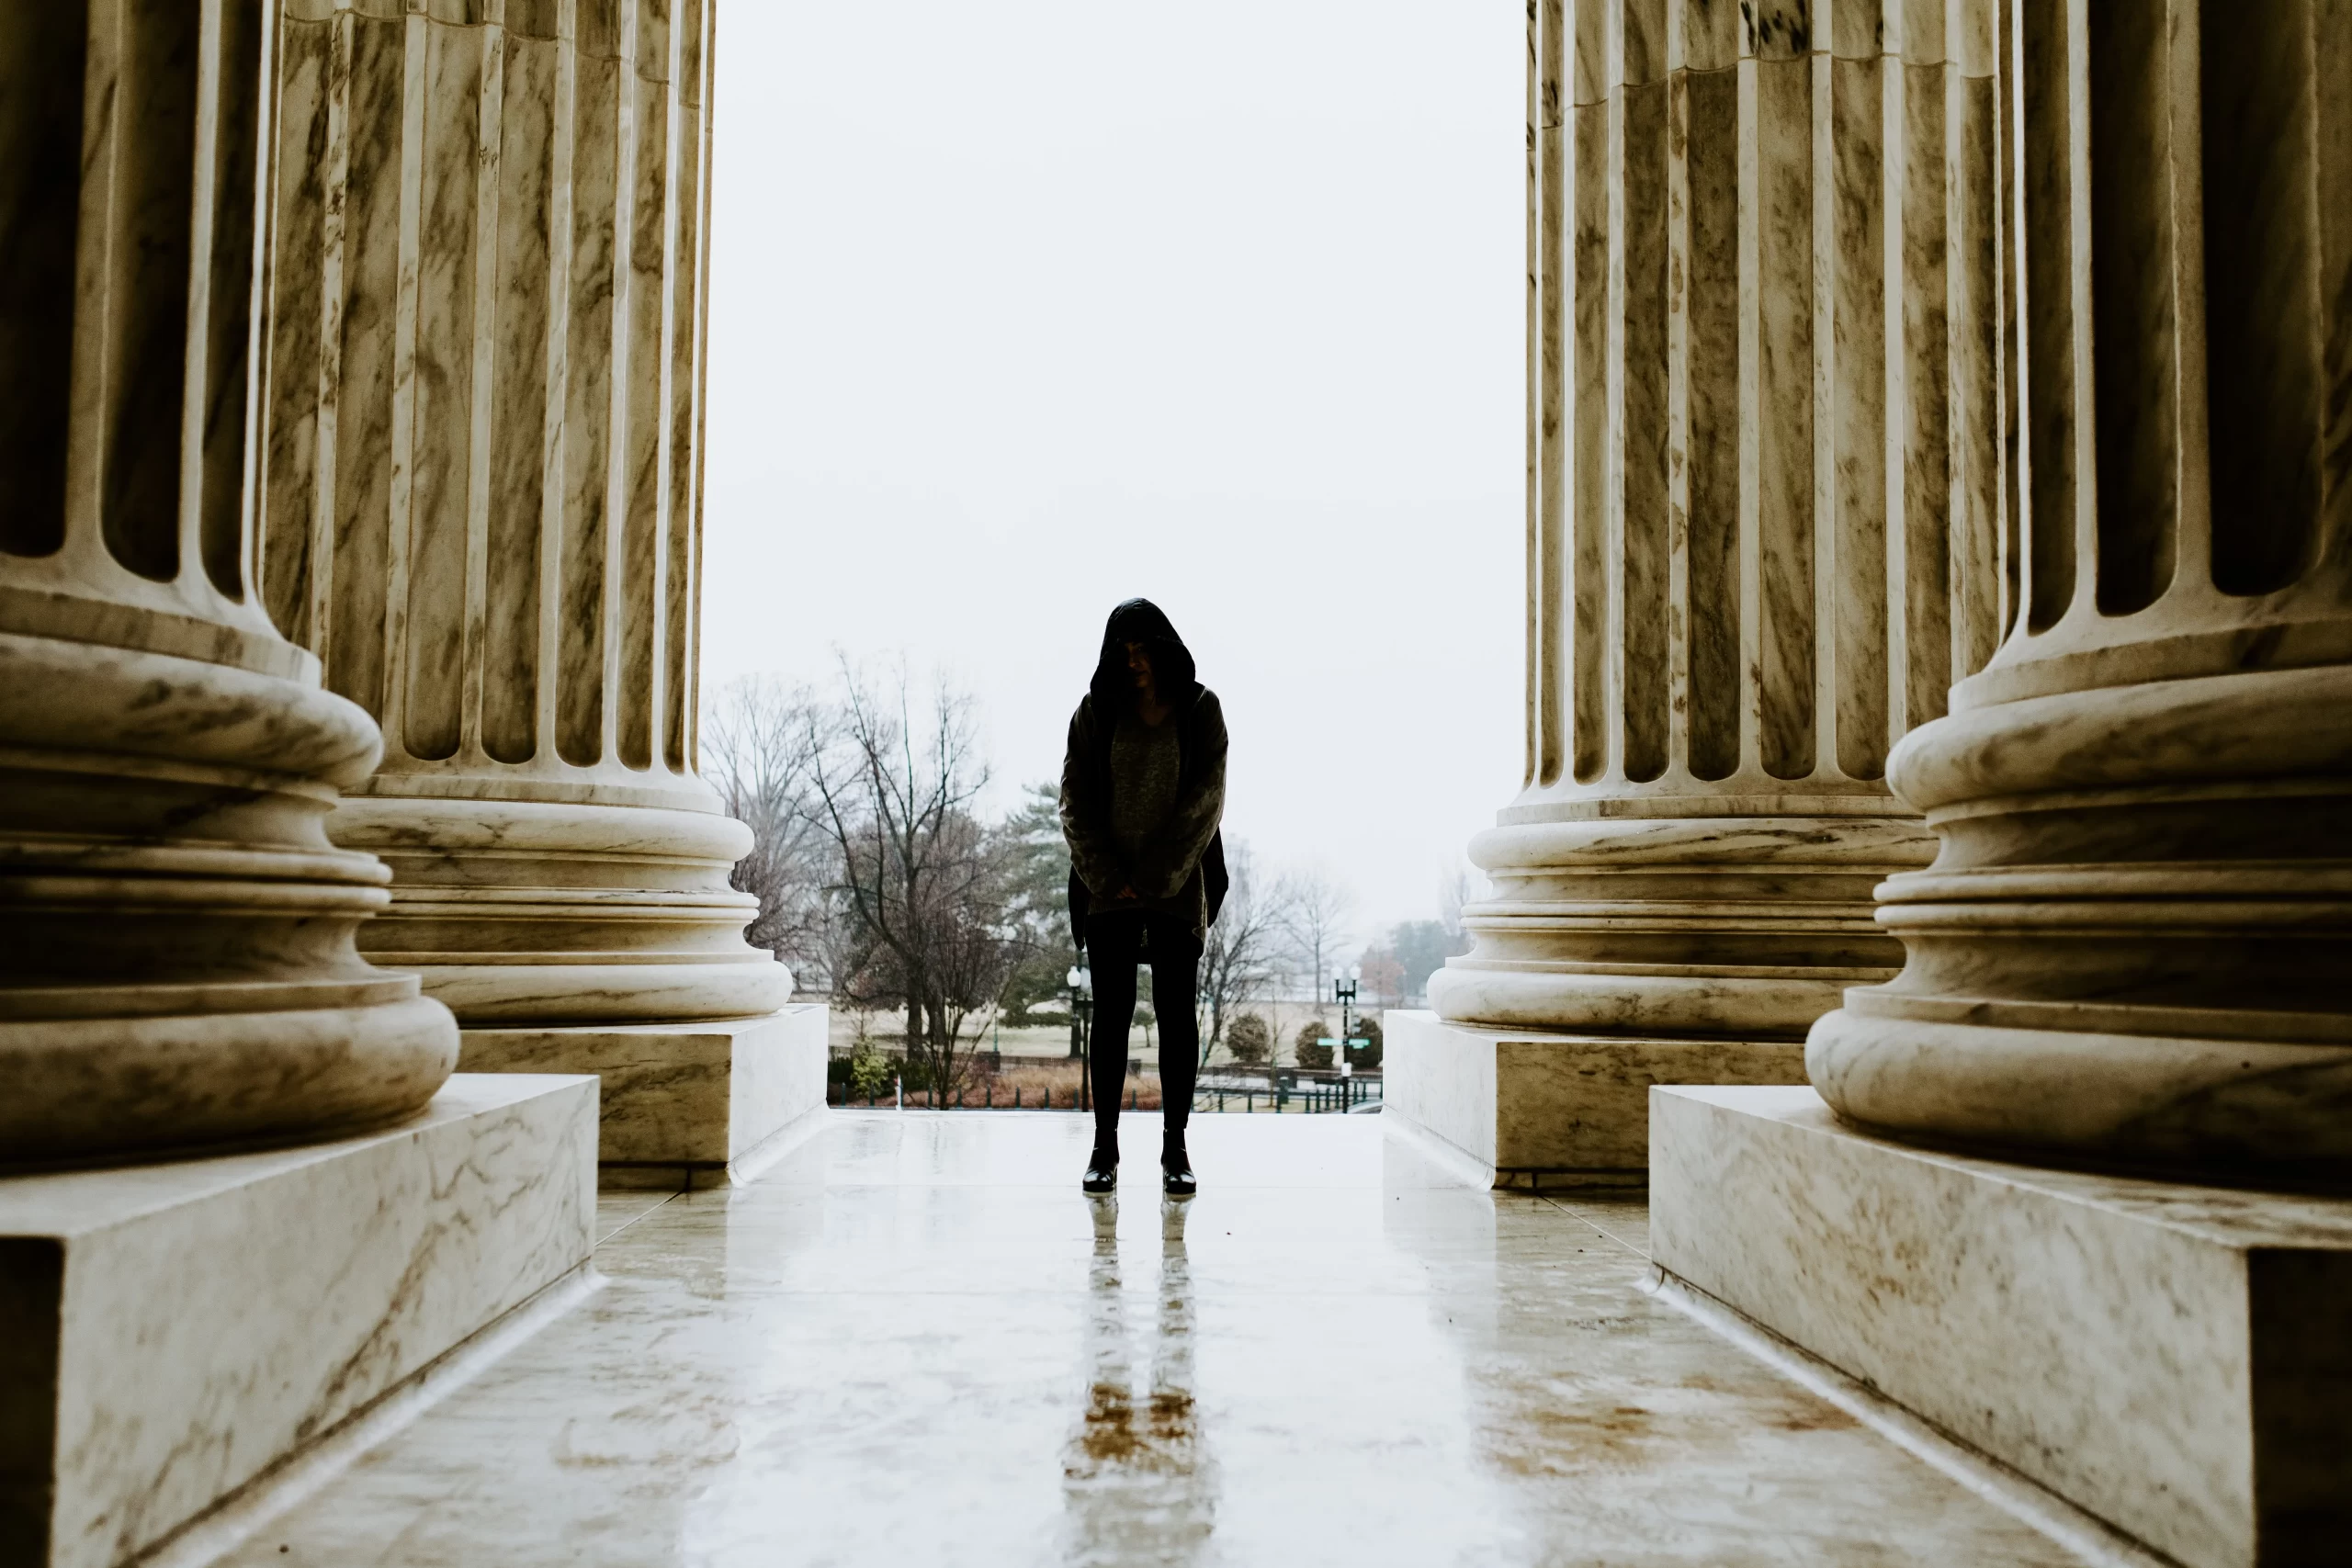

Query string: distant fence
[829,1078,1383,1115]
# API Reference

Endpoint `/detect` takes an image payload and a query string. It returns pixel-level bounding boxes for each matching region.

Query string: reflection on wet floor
[1064,1196,1214,1566]
[211,1112,2089,1567]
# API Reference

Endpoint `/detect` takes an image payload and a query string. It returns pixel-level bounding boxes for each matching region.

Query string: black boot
[1161,1128,1195,1198]
[1082,1131,1119,1193]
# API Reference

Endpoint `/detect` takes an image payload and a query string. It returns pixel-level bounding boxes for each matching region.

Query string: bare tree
[1194,840,1290,1064]
[1438,858,1481,943]
[703,676,834,986]
[808,660,1030,1101]
[1279,863,1355,1015]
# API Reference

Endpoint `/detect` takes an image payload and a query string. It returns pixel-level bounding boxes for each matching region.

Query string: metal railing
[827,1078,1382,1114]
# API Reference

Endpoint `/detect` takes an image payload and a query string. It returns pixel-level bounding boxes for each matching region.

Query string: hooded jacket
[1059,599,1227,943]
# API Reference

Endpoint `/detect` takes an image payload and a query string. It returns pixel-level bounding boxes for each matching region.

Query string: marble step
[458,1003,830,1190]
[1651,1085,2352,1568]
[0,1074,596,1568]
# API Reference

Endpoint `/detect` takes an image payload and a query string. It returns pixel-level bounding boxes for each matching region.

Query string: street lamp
[1334,964,1362,1081]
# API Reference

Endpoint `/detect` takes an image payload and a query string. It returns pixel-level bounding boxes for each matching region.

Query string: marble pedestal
[1381,1010,1806,1188]
[1650,1086,2352,1568]
[0,1075,594,1568]
[458,1005,830,1190]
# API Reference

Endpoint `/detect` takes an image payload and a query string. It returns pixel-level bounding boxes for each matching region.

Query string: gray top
[1108,713,1182,874]
[1062,687,1227,940]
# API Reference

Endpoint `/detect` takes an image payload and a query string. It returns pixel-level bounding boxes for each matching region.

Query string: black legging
[1084,910,1201,1142]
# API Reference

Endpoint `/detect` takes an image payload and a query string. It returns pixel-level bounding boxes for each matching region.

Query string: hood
[1088,597,1199,718]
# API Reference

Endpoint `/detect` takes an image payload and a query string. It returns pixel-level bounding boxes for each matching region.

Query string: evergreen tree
[995,783,1080,1025]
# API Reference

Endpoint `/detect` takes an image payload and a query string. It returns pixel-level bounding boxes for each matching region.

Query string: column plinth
[259,0,787,1027]
[0,0,457,1162]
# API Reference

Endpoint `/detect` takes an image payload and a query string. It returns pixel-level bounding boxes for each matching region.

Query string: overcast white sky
[700,0,1522,946]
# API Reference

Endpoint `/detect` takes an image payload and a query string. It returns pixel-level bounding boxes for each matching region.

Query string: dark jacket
[1059,599,1227,944]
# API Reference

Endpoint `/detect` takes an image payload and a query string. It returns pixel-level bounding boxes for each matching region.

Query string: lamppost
[1068,964,1092,1112]
[1334,964,1361,1101]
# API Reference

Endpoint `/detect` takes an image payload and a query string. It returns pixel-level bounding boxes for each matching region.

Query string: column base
[1651,1085,2352,1568]
[1381,1010,1806,1189]
[458,1005,830,1190]
[405,957,798,1027]
[0,1074,595,1568]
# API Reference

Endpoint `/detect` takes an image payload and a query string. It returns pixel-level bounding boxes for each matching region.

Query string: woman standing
[1060,600,1227,1196]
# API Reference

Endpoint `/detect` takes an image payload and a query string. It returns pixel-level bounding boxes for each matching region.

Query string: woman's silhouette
[1059,600,1227,1195]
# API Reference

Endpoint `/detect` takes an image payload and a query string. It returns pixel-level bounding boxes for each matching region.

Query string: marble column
[256,0,790,1024]
[1809,0,2352,1173]
[0,0,457,1163]
[1651,14,2352,1554]
[1429,0,2007,1044]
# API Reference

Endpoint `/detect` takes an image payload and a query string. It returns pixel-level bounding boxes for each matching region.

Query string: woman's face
[1124,639,1155,691]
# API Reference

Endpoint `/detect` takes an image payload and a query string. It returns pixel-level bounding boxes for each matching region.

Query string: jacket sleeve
[1137,691,1227,900]
[1059,699,1125,897]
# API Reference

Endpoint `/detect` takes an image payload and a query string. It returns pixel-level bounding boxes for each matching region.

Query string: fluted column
[1432,0,2007,1039]
[0,0,457,1161]
[256,0,788,1023]
[1810,0,2352,1171]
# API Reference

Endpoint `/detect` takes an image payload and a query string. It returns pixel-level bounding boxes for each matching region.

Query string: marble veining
[1652,1086,2352,1568]
[1804,0,2352,1170]
[1440,0,2006,1046]
[254,0,783,1030]
[458,1003,828,1183]
[4,1075,594,1568]
[1385,1010,1807,1184]
[1430,815,1931,1040]
[0,0,458,1162]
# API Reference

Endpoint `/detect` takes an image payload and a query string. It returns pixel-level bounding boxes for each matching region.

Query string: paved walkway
[212,1113,2085,1566]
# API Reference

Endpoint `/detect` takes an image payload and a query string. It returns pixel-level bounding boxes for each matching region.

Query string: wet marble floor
[215,1112,2088,1567]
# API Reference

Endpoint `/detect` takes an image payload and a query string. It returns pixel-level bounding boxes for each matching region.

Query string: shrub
[1225,1012,1273,1066]
[1295,1019,1334,1071]
[1343,1012,1384,1070]
[830,1041,896,1100]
